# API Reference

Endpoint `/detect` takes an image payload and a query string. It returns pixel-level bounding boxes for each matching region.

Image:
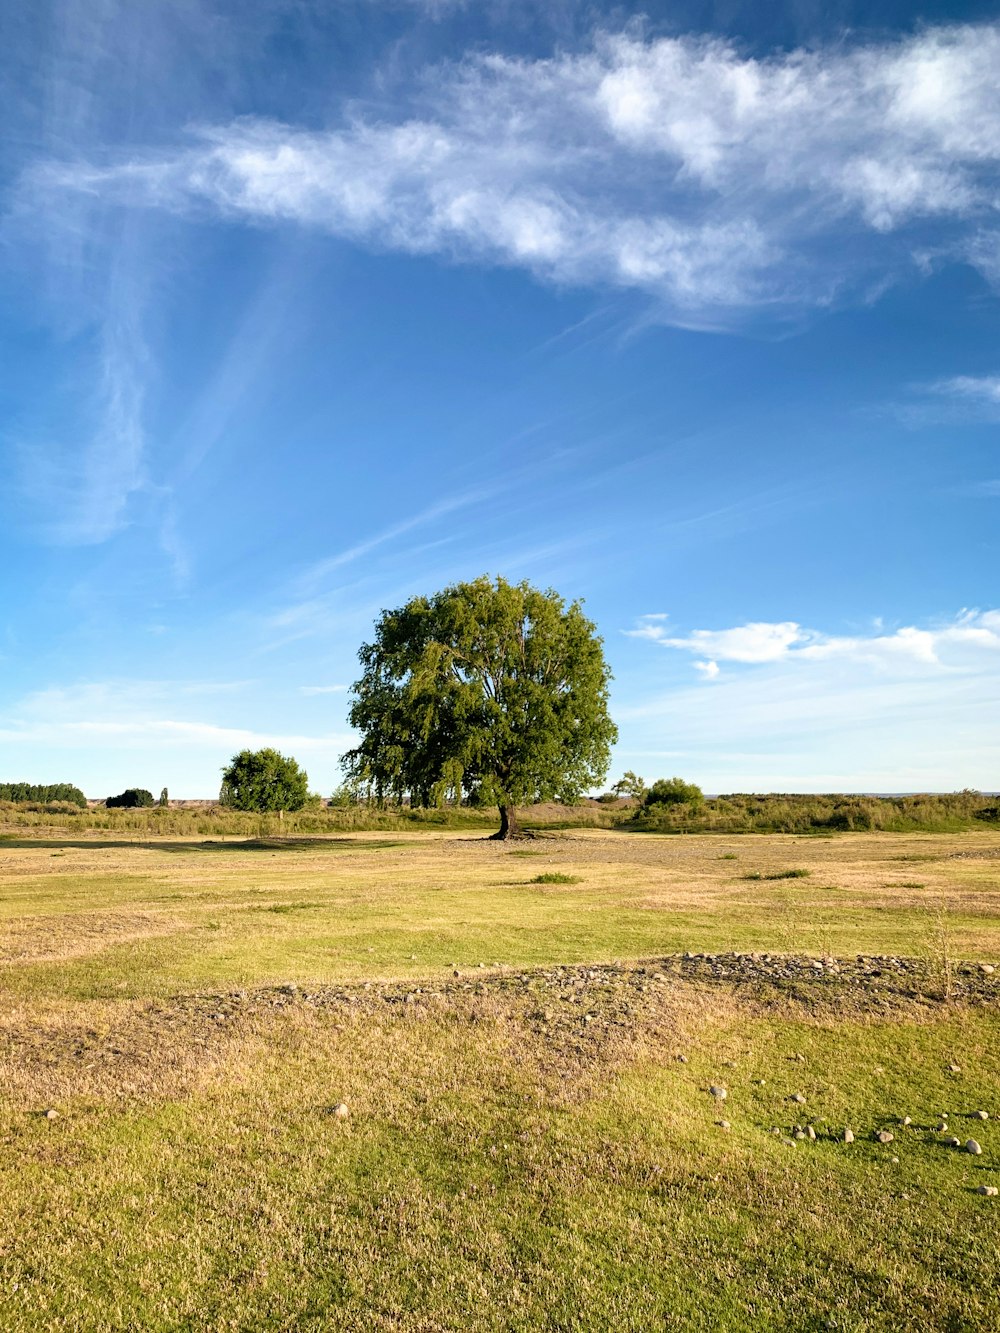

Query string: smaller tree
[158,787,169,807]
[611,771,646,802]
[106,788,155,809]
[643,777,704,809]
[220,749,309,812]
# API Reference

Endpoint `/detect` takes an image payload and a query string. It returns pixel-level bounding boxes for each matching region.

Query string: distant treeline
[0,782,87,809]
[625,790,1000,834]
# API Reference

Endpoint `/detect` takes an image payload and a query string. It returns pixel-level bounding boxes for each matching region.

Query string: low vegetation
[0,828,998,1329]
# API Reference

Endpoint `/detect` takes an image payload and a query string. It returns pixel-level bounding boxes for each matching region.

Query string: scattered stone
[936,1121,949,1133]
[676,1054,689,1064]
[709,1085,728,1101]
[794,1130,808,1140]
[332,1103,350,1120]
[876,1131,895,1145]
[279,983,298,996]
[948,1063,962,1073]
[806,1126,817,1141]
[981,964,995,975]
[891,1156,900,1164]
[966,1139,983,1155]
[781,1137,796,1147]
[973,1110,990,1121]
[902,1116,912,1126]
[43,1109,59,1121]
[843,1128,855,1143]
[756,1078,766,1086]
[945,1136,962,1148]
[716,1120,731,1130]
[977,1185,999,1197]
[791,1093,806,1105]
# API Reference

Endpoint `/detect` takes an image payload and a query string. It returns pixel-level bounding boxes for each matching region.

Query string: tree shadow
[0,837,409,854]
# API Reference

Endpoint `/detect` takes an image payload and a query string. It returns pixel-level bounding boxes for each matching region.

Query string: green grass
[0,828,998,1330]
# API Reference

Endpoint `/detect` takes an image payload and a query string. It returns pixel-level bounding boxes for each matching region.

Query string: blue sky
[1,0,999,798]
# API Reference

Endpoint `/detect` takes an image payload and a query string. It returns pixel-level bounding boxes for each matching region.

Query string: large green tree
[343,575,617,838]
[219,748,309,812]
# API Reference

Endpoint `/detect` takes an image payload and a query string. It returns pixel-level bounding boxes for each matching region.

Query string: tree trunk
[491,804,520,840]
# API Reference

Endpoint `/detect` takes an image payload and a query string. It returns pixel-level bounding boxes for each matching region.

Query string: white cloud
[299,684,348,696]
[617,610,1000,790]
[629,609,1000,675]
[30,22,1000,321]
[931,375,1000,403]
[0,680,351,753]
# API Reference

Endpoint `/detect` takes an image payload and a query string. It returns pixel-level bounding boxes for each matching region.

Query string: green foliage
[625,789,1000,835]
[531,872,581,884]
[642,777,704,809]
[343,575,617,835]
[0,782,86,808]
[158,788,169,807]
[105,788,155,809]
[219,749,309,813]
[611,770,646,801]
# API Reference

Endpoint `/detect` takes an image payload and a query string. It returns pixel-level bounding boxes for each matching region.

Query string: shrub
[106,788,155,809]
[642,777,704,809]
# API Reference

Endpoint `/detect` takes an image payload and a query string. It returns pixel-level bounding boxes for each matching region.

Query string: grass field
[1,828,999,1331]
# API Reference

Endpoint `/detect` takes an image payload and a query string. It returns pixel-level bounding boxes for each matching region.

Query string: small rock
[806,1126,816,1141]
[781,1137,796,1147]
[716,1120,731,1130]
[936,1121,948,1133]
[977,1185,999,1197]
[981,964,995,975]
[756,1078,766,1086]
[43,1109,59,1121]
[676,1054,689,1064]
[279,983,298,996]
[791,1093,806,1105]
[966,1139,983,1155]
[902,1116,912,1126]
[945,1136,962,1147]
[973,1110,990,1121]
[709,1085,728,1101]
[843,1128,855,1143]
[891,1156,900,1164]
[794,1130,808,1140]
[876,1131,895,1145]
[332,1102,350,1119]
[948,1063,962,1073]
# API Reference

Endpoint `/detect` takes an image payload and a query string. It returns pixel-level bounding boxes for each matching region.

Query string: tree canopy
[642,777,704,808]
[343,575,617,838]
[0,782,86,808]
[220,749,309,812]
[106,788,155,809]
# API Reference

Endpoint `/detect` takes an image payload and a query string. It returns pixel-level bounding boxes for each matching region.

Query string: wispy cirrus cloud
[30,22,1000,323]
[930,375,1000,405]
